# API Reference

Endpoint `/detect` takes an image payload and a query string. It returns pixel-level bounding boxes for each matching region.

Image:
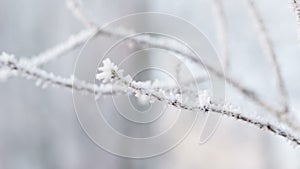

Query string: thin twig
[29,28,96,66]
[212,0,230,71]
[0,52,117,95]
[0,52,203,97]
[246,0,290,115]
[66,0,94,28]
[15,0,98,67]
[291,0,300,40]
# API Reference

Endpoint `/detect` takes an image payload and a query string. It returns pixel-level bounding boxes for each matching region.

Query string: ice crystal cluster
[95,59,212,107]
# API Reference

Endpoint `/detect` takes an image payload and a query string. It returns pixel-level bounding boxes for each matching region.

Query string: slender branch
[7,27,133,69]
[212,0,230,71]
[246,0,290,114]
[29,28,96,66]
[66,0,94,28]
[18,0,101,68]
[0,52,117,95]
[292,0,300,40]
[108,31,284,116]
[0,52,202,97]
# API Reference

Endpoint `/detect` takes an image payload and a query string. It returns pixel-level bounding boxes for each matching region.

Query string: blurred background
[0,0,300,168]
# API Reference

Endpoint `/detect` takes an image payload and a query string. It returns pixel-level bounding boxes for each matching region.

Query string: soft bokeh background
[0,0,300,169]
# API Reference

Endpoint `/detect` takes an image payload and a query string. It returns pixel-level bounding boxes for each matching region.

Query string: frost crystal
[198,90,211,107]
[96,59,123,82]
[223,103,240,113]
[0,67,17,82]
[135,92,153,105]
[0,53,17,81]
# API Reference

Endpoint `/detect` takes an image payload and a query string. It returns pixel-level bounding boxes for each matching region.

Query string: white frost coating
[1,53,300,146]
[0,28,97,81]
[0,0,298,149]
[0,52,14,61]
[96,58,123,82]
[29,28,96,66]
[134,35,193,56]
[223,103,240,113]
[0,68,15,81]
[0,21,277,124]
[198,90,211,107]
[135,92,154,105]
[0,52,126,95]
[66,0,93,27]
[95,59,300,146]
[0,53,197,99]
[132,81,155,104]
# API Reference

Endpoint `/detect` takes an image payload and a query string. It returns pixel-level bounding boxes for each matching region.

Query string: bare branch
[291,0,300,40]
[66,0,94,28]
[246,0,290,114]
[212,0,230,71]
[29,28,96,66]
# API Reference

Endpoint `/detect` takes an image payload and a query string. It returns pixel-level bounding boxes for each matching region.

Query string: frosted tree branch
[111,31,283,117]
[29,28,96,66]
[0,52,116,95]
[1,52,300,146]
[6,0,282,117]
[0,28,97,81]
[0,23,280,118]
[0,0,291,129]
[9,27,133,70]
[96,59,300,146]
[0,52,201,97]
[246,0,290,115]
